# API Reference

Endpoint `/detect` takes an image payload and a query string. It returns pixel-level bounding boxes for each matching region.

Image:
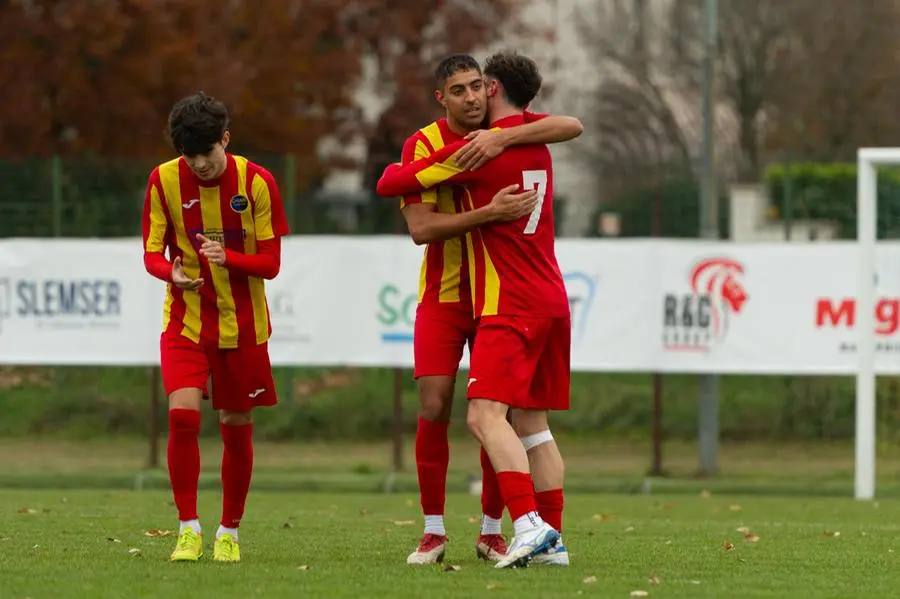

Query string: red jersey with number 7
[376,114,569,319]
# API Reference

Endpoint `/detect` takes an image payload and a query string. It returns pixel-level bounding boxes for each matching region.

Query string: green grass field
[3,438,900,598]
[1,489,897,599]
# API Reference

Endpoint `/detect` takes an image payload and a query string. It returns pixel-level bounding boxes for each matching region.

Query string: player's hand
[171,256,204,291]
[487,184,538,222]
[197,233,226,266]
[455,130,507,171]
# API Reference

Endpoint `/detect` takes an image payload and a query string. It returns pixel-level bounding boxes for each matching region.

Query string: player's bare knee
[417,376,454,422]
[465,401,489,443]
[168,388,203,411]
[511,409,549,437]
[219,410,252,426]
[467,399,507,443]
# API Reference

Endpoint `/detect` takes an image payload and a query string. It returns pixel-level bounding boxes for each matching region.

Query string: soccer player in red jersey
[377,52,571,568]
[141,92,289,563]
[396,54,582,566]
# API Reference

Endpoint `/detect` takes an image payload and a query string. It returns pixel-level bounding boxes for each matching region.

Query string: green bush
[765,162,900,239]
[592,178,729,239]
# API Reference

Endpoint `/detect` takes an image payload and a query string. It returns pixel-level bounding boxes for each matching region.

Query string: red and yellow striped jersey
[399,118,472,309]
[378,114,569,319]
[141,154,290,348]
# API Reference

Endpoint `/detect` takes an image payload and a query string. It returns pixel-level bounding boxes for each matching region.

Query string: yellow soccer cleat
[170,529,203,562]
[213,534,241,563]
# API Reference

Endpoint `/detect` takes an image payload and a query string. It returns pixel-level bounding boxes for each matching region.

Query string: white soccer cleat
[494,523,560,569]
[406,534,448,565]
[531,537,569,566]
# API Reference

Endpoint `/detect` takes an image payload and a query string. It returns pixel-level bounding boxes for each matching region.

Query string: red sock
[496,471,537,522]
[167,409,201,522]
[536,488,564,533]
[415,416,450,516]
[220,422,254,529]
[480,447,504,520]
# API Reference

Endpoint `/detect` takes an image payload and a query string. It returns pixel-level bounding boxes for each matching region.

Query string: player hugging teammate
[379,52,580,568]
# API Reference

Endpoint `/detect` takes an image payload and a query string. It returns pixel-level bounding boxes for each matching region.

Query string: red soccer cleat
[475,534,508,561]
[406,533,448,565]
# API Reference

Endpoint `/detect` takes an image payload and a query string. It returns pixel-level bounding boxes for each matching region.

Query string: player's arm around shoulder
[377,137,473,197]
[454,113,583,171]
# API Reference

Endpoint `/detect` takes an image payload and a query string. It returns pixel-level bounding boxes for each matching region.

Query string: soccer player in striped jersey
[395,53,582,565]
[141,92,289,564]
[377,52,571,568]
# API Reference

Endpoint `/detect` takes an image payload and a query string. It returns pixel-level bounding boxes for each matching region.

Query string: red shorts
[467,315,571,411]
[413,303,477,379]
[160,333,277,412]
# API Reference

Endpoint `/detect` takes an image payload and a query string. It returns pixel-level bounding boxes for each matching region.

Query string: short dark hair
[434,54,481,87]
[483,52,542,109]
[167,92,229,156]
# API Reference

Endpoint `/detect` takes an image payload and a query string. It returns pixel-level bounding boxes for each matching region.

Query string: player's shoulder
[502,141,551,161]
[153,157,181,180]
[237,156,277,185]
[148,158,182,191]
[408,119,447,151]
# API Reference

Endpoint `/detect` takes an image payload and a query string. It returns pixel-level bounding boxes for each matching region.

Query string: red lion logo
[689,258,748,339]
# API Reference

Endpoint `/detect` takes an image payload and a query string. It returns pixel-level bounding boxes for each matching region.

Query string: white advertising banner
[0,236,892,374]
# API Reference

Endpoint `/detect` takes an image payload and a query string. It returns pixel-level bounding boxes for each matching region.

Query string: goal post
[854,148,896,500]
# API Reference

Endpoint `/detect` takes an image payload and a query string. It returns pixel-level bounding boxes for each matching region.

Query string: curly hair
[483,52,542,109]
[167,92,229,156]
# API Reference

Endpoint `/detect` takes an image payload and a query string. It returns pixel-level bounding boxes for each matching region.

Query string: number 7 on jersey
[522,170,548,235]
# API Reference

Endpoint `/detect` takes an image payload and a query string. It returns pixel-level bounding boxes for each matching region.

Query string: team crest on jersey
[230,195,249,213]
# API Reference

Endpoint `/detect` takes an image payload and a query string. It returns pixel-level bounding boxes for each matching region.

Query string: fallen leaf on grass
[630,591,649,597]
[442,564,461,572]
[17,508,37,515]
[106,537,122,543]
[728,504,742,512]
[648,575,661,585]
[823,531,841,537]
[128,548,141,557]
[144,530,176,537]
[744,534,760,542]
[723,542,735,551]
[592,514,616,522]
[583,576,597,584]
[392,520,415,526]
[736,526,750,534]
[297,565,309,571]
